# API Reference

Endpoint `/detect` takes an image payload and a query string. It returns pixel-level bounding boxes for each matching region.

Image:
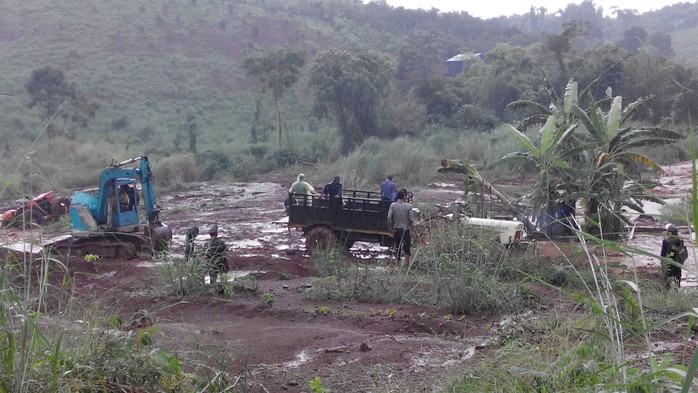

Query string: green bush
[196,150,231,180]
[272,148,298,168]
[155,153,201,186]
[450,104,500,130]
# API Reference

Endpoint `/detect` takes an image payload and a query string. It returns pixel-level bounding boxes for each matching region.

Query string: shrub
[450,104,500,130]
[196,150,231,180]
[414,220,525,313]
[155,153,201,186]
[249,144,268,159]
[272,148,297,168]
[111,115,129,130]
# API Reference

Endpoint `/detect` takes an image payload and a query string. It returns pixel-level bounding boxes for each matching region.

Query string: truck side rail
[287,189,391,234]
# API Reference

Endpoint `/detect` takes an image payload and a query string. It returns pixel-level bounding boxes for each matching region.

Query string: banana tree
[571,93,684,237]
[499,114,579,231]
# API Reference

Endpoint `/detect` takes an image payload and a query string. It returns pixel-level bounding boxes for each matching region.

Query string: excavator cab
[68,156,172,255]
[70,179,140,234]
[112,179,139,230]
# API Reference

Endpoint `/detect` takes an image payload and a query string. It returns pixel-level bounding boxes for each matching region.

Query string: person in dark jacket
[323,176,343,198]
[203,224,229,287]
[660,224,683,289]
[323,176,343,209]
[184,226,199,263]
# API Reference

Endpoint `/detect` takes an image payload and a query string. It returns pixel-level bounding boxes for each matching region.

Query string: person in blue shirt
[322,176,343,210]
[380,176,398,203]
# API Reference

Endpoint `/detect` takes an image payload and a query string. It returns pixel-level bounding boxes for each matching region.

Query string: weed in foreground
[0,235,244,391]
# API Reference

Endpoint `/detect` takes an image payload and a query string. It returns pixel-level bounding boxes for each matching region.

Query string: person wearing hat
[203,224,229,289]
[387,190,413,267]
[184,226,199,263]
[322,176,343,210]
[660,224,684,289]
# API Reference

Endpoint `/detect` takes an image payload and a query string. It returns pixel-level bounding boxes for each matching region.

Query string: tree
[188,122,198,153]
[543,21,592,88]
[242,50,306,149]
[308,49,393,153]
[412,76,469,123]
[500,114,578,219]
[502,79,684,238]
[571,92,684,236]
[61,92,99,140]
[462,44,542,118]
[25,66,76,140]
[622,26,647,54]
[649,32,673,57]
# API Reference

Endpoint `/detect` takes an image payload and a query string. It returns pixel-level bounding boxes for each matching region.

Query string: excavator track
[49,233,145,259]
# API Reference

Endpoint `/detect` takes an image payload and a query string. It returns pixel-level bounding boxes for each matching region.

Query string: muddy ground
[18,163,698,392]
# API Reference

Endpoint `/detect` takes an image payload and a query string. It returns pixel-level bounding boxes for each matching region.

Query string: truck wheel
[305,226,336,254]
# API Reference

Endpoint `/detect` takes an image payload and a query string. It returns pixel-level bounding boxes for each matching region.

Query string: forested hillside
[0,0,696,194]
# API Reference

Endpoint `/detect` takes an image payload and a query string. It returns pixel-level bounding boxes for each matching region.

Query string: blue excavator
[59,155,172,258]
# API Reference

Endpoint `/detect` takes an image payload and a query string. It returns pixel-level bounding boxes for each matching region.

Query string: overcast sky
[374,0,693,19]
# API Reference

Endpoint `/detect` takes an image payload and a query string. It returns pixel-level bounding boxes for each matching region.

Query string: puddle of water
[282,349,311,368]
[204,270,266,283]
[229,239,263,249]
[137,261,167,268]
[429,183,459,188]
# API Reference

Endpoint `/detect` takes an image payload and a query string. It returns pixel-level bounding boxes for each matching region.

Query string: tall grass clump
[322,127,524,191]
[326,136,437,189]
[306,247,417,304]
[414,220,535,313]
[155,152,202,187]
[153,251,239,297]
[0,233,245,391]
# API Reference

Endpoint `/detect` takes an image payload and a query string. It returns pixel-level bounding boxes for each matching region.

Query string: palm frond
[606,96,622,138]
[620,95,653,125]
[504,124,541,157]
[563,80,579,116]
[516,114,549,131]
[616,152,665,173]
[506,100,551,114]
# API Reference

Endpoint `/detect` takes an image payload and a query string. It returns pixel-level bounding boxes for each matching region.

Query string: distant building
[446,53,484,77]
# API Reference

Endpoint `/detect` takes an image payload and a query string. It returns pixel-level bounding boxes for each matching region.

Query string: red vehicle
[1,191,70,227]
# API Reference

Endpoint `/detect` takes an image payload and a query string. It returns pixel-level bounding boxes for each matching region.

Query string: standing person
[203,224,229,290]
[387,191,413,267]
[660,224,684,289]
[380,176,398,203]
[184,226,199,263]
[323,176,343,209]
[289,173,318,206]
[323,176,343,198]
